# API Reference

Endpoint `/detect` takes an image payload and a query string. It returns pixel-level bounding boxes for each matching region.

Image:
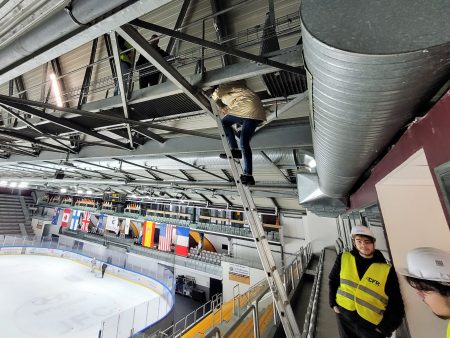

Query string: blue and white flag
[51,208,61,225]
[97,214,105,230]
[70,210,81,230]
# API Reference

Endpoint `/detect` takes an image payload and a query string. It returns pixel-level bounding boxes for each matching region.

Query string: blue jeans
[222,115,260,175]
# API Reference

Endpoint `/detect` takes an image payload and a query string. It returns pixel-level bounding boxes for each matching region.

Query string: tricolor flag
[175,226,190,256]
[142,221,156,248]
[105,215,119,234]
[60,208,71,228]
[97,214,105,231]
[80,212,91,232]
[70,210,81,230]
[158,223,173,252]
[124,218,131,235]
[51,208,61,225]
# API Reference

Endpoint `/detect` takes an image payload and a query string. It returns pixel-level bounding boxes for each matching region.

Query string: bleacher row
[194,222,280,241]
[187,247,224,266]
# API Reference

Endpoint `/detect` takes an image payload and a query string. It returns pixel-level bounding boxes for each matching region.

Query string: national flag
[124,218,131,235]
[97,214,105,231]
[175,226,190,256]
[80,212,91,232]
[158,223,173,252]
[105,215,119,234]
[60,208,71,228]
[51,208,61,225]
[142,221,155,248]
[70,210,81,230]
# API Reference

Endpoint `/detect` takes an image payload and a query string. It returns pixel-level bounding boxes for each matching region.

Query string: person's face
[353,235,375,258]
[415,289,450,320]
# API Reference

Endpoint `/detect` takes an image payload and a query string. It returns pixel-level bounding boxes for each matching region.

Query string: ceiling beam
[133,127,166,143]
[165,154,230,182]
[72,159,148,180]
[78,38,99,109]
[0,127,71,153]
[113,157,189,181]
[0,100,130,150]
[0,94,218,140]
[117,25,213,115]
[109,31,135,148]
[131,19,305,76]
[0,104,76,153]
[210,0,233,67]
[260,150,292,183]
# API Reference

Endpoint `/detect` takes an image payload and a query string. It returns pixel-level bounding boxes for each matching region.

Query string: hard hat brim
[398,267,450,284]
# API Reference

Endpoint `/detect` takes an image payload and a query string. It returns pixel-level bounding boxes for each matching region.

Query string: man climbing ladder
[208,94,302,337]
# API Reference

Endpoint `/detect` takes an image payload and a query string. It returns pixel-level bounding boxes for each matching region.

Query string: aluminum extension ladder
[208,97,301,338]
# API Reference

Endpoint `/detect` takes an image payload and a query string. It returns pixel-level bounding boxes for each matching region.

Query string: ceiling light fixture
[77,189,83,194]
[9,182,17,187]
[60,188,67,193]
[0,180,7,186]
[18,182,28,188]
[49,73,63,108]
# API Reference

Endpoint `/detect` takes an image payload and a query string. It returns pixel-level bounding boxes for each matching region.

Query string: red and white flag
[175,226,190,256]
[80,212,91,232]
[158,223,173,252]
[60,208,71,228]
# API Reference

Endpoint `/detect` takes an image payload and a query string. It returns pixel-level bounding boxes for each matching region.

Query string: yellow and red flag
[142,221,155,248]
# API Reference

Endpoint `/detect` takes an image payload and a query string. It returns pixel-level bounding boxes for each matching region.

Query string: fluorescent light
[0,180,7,186]
[131,194,137,198]
[18,182,28,188]
[9,182,17,187]
[77,190,83,194]
[308,159,317,168]
[86,190,92,195]
[50,73,63,108]
[60,188,67,193]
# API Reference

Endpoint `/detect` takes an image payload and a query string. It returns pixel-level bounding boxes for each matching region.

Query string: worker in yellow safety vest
[113,35,135,96]
[329,225,405,338]
[400,247,450,338]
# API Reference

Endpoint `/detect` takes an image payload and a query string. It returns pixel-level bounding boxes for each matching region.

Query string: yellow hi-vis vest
[336,251,391,325]
[447,321,449,338]
[119,41,133,65]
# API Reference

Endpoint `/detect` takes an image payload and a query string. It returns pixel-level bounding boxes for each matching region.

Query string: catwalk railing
[0,235,175,338]
[301,249,325,338]
[153,244,312,338]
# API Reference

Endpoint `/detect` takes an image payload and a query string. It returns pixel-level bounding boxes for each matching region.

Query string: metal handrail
[301,249,325,338]
[160,293,223,338]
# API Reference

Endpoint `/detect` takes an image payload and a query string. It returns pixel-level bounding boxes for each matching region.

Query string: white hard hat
[400,247,450,284]
[351,225,375,240]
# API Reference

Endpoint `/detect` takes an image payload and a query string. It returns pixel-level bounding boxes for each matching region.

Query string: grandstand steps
[0,194,34,236]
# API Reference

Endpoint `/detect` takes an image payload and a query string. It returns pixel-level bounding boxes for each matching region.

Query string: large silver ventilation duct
[0,0,171,83]
[301,0,450,198]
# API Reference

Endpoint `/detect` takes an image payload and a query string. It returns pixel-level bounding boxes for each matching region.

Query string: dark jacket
[329,248,405,336]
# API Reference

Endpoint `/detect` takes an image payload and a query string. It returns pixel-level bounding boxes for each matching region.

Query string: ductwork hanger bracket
[65,1,91,27]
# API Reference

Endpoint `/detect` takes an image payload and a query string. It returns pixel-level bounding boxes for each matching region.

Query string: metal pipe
[0,0,131,73]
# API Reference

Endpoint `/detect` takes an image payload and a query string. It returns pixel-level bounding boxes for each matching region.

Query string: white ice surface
[0,255,162,338]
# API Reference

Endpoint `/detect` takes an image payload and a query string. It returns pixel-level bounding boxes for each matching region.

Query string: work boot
[219,149,242,159]
[240,174,255,186]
